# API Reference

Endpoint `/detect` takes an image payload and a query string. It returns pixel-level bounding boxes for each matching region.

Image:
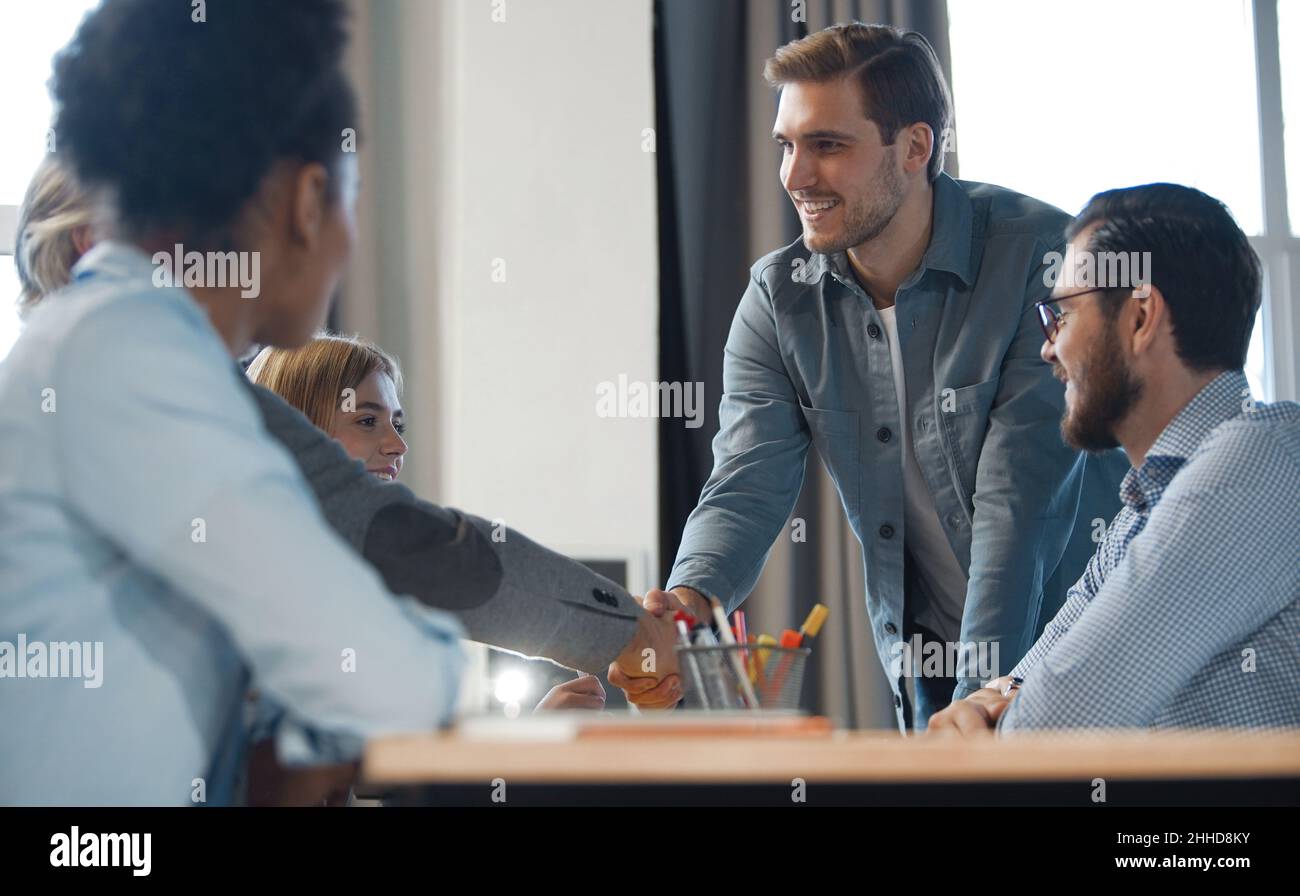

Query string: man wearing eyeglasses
[929,182,1300,734]
[614,23,1128,729]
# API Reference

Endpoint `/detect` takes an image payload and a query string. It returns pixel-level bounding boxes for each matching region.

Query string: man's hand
[607,587,710,710]
[978,675,1018,699]
[926,683,1015,737]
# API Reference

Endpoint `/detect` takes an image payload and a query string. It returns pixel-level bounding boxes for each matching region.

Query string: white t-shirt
[877,305,969,641]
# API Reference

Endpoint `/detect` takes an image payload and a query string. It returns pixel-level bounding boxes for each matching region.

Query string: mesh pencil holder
[674,644,810,711]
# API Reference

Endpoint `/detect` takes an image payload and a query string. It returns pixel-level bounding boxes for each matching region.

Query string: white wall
[345,0,660,587]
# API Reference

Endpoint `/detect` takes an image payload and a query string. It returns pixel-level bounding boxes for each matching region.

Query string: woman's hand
[534,673,607,711]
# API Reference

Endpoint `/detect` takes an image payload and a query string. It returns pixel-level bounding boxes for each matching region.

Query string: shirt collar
[71,240,161,285]
[1119,369,1250,512]
[917,172,977,285]
[805,173,977,290]
[1147,369,1251,461]
[69,240,220,339]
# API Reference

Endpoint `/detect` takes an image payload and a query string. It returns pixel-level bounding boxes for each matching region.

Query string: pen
[711,598,760,709]
[733,610,748,662]
[674,610,710,709]
[693,625,734,709]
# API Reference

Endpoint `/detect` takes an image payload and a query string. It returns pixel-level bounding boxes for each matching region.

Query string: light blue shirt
[0,243,465,806]
[1002,370,1300,730]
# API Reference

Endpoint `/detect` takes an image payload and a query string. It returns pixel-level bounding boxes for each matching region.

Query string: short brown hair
[764,23,953,182]
[246,333,404,433]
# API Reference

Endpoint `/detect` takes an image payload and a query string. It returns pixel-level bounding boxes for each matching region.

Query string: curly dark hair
[52,0,357,246]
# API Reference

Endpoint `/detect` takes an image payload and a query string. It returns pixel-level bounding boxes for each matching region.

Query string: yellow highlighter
[751,634,779,684]
[797,603,830,647]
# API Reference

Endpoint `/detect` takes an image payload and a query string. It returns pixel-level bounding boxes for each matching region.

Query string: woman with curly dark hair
[0,0,467,806]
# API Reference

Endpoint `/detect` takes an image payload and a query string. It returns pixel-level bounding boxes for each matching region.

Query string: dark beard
[1061,323,1143,453]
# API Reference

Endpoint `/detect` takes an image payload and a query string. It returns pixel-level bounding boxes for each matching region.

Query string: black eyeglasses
[1035,288,1112,344]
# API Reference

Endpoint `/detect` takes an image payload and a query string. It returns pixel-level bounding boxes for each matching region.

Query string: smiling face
[773,78,907,255]
[327,369,407,480]
[1042,228,1144,452]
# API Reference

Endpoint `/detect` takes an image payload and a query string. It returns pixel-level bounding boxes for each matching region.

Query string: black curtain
[655,0,806,583]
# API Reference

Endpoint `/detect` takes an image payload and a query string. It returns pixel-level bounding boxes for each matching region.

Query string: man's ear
[289,161,332,249]
[1128,284,1167,358]
[901,122,934,176]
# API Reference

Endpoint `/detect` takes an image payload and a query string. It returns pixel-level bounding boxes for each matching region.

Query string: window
[0,0,99,362]
[948,0,1297,402]
[1282,0,1300,236]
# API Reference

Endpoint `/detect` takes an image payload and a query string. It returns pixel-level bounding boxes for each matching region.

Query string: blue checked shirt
[1000,370,1300,731]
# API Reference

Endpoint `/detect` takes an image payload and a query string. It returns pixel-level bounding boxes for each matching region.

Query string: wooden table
[361,726,1300,806]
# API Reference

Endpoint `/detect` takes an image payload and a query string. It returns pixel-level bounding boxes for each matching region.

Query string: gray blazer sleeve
[241,377,641,673]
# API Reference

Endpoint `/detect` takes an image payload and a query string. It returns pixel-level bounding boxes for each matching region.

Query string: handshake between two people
[607,586,715,711]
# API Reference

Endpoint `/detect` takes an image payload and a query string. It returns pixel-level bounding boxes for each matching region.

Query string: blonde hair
[14,156,99,318]
[246,333,404,432]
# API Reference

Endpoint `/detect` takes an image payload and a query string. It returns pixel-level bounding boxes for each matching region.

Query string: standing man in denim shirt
[612,23,1126,728]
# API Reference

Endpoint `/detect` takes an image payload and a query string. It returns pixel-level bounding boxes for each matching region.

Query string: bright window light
[947,0,1263,232]
[0,0,98,205]
[1279,0,1300,235]
[949,0,1276,400]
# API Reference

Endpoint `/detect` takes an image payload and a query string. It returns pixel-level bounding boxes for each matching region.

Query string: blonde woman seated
[247,335,606,714]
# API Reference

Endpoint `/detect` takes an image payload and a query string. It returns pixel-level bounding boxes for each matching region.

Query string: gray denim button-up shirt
[668,174,1127,723]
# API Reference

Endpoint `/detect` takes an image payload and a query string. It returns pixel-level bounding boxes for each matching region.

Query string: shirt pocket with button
[800,404,861,525]
[938,376,1000,502]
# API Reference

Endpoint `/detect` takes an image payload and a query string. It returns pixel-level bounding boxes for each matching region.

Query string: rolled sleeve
[667,270,811,611]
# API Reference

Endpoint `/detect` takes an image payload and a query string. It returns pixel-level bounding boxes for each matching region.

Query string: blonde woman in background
[248,336,607,713]
[247,336,410,483]
[13,155,98,320]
